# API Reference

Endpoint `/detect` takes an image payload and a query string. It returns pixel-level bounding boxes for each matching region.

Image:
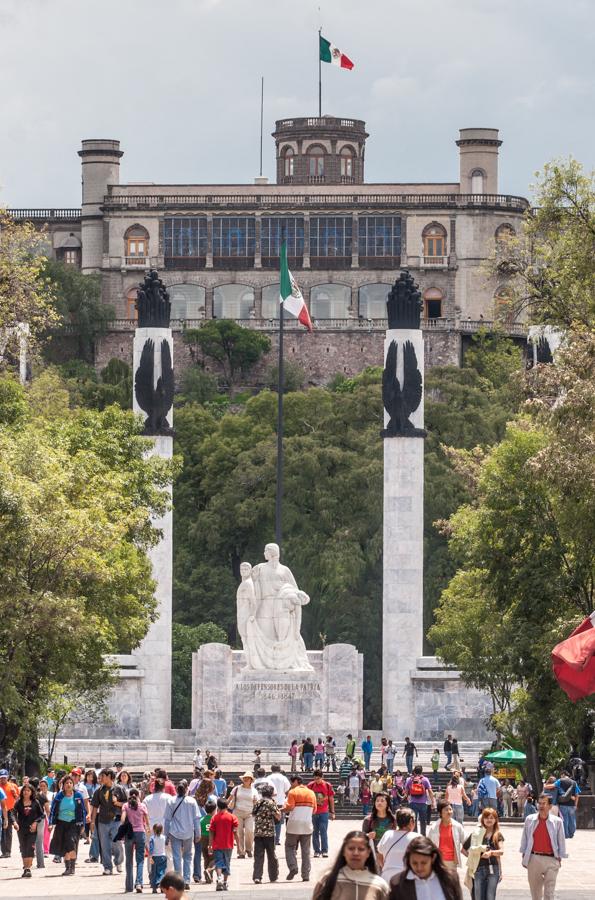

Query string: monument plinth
[192,543,363,745]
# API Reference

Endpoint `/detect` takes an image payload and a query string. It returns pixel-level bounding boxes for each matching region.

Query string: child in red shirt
[208,798,238,891]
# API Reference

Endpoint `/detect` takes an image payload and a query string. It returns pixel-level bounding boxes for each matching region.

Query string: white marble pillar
[132,326,173,740]
[382,327,424,739]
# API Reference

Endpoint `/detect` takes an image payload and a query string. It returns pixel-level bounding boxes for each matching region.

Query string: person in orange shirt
[284,775,317,882]
[428,801,466,870]
[0,770,20,857]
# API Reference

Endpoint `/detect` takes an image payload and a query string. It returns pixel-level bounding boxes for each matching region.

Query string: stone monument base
[192,643,363,747]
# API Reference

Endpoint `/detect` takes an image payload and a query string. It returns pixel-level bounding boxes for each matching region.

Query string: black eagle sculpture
[135,338,175,436]
[381,339,425,438]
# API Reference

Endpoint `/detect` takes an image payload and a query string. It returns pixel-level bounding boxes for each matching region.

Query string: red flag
[552,612,595,701]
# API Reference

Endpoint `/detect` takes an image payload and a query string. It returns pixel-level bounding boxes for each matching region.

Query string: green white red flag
[280,241,312,331]
[319,34,354,70]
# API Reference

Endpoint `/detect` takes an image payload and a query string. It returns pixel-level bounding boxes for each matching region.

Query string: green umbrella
[485,749,527,764]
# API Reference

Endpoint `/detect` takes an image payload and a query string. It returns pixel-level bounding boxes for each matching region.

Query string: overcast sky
[1,0,594,206]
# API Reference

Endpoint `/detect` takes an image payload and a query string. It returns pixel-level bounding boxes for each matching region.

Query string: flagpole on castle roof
[275,235,286,550]
[318,27,322,117]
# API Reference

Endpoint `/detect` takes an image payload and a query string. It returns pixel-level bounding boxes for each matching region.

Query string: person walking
[389,835,463,900]
[444,773,470,825]
[345,734,356,761]
[284,775,316,882]
[313,830,388,900]
[164,780,201,890]
[314,739,326,771]
[427,801,465,871]
[30,778,50,869]
[516,780,530,818]
[252,784,280,884]
[500,780,514,818]
[48,775,86,876]
[324,736,337,772]
[443,735,453,771]
[199,799,216,884]
[227,772,258,859]
[121,787,150,893]
[554,770,580,839]
[478,766,501,812]
[451,737,461,771]
[376,807,418,884]
[12,783,45,878]
[266,764,291,845]
[362,736,374,771]
[385,741,396,775]
[90,768,126,875]
[303,738,315,773]
[148,823,167,893]
[0,769,19,857]
[288,740,299,773]
[404,766,435,836]
[520,794,566,900]
[307,770,335,859]
[402,739,418,775]
[209,797,239,892]
[362,792,396,848]
[463,807,504,900]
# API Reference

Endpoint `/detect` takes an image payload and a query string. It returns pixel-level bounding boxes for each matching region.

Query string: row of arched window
[125,283,447,321]
[282,145,356,178]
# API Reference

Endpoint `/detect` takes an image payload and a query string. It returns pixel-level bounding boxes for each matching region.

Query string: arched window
[358,283,391,318]
[422,223,447,259]
[423,287,443,320]
[471,169,485,194]
[58,232,81,267]
[126,287,138,321]
[124,224,149,263]
[213,284,255,320]
[169,284,206,320]
[340,147,354,178]
[495,223,515,244]
[310,284,350,319]
[262,284,280,319]
[307,145,325,178]
[283,148,294,177]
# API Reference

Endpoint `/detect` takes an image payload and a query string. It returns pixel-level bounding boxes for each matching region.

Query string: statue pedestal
[192,643,363,747]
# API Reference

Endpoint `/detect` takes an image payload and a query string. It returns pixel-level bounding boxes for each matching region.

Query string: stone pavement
[1,820,593,899]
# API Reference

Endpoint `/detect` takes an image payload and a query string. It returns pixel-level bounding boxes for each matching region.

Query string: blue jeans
[170,835,193,884]
[274,810,283,844]
[386,757,394,774]
[364,752,372,769]
[452,803,464,824]
[193,838,202,879]
[445,751,452,768]
[473,862,500,900]
[312,812,329,854]
[125,832,146,890]
[213,848,232,875]
[315,753,325,769]
[97,820,123,872]
[151,854,167,888]
[410,802,429,836]
[405,754,414,774]
[89,827,100,861]
[559,804,576,838]
[304,752,314,770]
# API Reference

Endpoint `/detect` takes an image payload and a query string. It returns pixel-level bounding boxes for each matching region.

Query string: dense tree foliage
[0,371,172,756]
[172,622,227,729]
[184,320,271,391]
[43,259,113,361]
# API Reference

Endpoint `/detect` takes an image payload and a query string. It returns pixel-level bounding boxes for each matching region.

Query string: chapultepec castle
[8,118,529,382]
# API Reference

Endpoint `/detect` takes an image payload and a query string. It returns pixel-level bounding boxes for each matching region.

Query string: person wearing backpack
[404,767,435,836]
[477,766,500,812]
[554,770,580,838]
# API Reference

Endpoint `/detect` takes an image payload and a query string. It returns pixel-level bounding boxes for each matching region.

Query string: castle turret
[78,139,123,272]
[456,128,501,194]
[273,116,368,186]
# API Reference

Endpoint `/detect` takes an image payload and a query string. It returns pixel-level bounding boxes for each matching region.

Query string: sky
[1,0,594,207]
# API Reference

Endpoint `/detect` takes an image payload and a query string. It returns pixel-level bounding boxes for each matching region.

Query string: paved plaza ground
[1,820,593,900]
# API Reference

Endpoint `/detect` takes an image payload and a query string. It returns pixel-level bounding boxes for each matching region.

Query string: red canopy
[552,613,595,701]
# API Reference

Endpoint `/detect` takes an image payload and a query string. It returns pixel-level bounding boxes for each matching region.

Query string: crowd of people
[0,744,581,900]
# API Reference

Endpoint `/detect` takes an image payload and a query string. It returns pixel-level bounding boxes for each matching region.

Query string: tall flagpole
[318,27,322,117]
[259,76,264,177]
[275,237,286,549]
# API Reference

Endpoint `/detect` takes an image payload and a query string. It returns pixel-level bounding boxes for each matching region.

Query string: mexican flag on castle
[319,34,354,70]
[280,241,312,331]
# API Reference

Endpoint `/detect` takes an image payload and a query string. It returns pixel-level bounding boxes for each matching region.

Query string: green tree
[43,259,113,361]
[171,622,227,728]
[177,367,220,407]
[266,360,306,393]
[184,321,271,391]
[0,373,172,755]
[59,358,132,411]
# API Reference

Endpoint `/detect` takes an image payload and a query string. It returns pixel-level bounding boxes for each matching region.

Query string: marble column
[382,279,425,740]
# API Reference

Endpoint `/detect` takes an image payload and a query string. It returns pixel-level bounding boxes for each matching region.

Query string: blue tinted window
[163,217,207,257]
[358,216,401,257]
[310,217,352,257]
[261,217,305,258]
[213,217,255,257]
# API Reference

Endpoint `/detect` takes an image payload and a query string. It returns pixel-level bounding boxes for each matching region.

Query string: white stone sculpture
[236,543,313,671]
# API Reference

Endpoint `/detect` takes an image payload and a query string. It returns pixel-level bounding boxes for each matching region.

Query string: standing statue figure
[235,543,313,671]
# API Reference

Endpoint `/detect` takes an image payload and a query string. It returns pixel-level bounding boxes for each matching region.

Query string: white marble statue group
[236,543,313,671]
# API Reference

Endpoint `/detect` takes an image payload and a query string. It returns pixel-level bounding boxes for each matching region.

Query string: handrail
[5,208,81,219]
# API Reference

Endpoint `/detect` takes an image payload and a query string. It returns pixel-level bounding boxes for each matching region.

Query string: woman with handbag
[121,788,150,893]
[48,775,86,876]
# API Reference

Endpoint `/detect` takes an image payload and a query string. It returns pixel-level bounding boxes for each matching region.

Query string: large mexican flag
[319,34,354,70]
[280,241,312,331]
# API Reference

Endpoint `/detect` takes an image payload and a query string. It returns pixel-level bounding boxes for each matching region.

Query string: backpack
[409,777,425,797]
[477,779,489,799]
[558,779,576,805]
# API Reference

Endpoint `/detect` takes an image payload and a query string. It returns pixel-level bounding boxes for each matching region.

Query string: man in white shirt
[266,765,291,846]
[377,807,418,883]
[520,793,567,900]
[144,779,170,829]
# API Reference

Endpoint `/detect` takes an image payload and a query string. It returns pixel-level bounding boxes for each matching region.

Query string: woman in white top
[228,772,259,858]
[377,808,418,884]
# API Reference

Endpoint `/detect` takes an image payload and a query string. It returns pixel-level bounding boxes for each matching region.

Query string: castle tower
[382,273,425,738]
[272,116,368,185]
[456,128,501,194]
[78,139,123,272]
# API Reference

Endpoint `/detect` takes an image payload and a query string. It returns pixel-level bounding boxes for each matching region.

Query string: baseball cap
[0,769,8,777]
